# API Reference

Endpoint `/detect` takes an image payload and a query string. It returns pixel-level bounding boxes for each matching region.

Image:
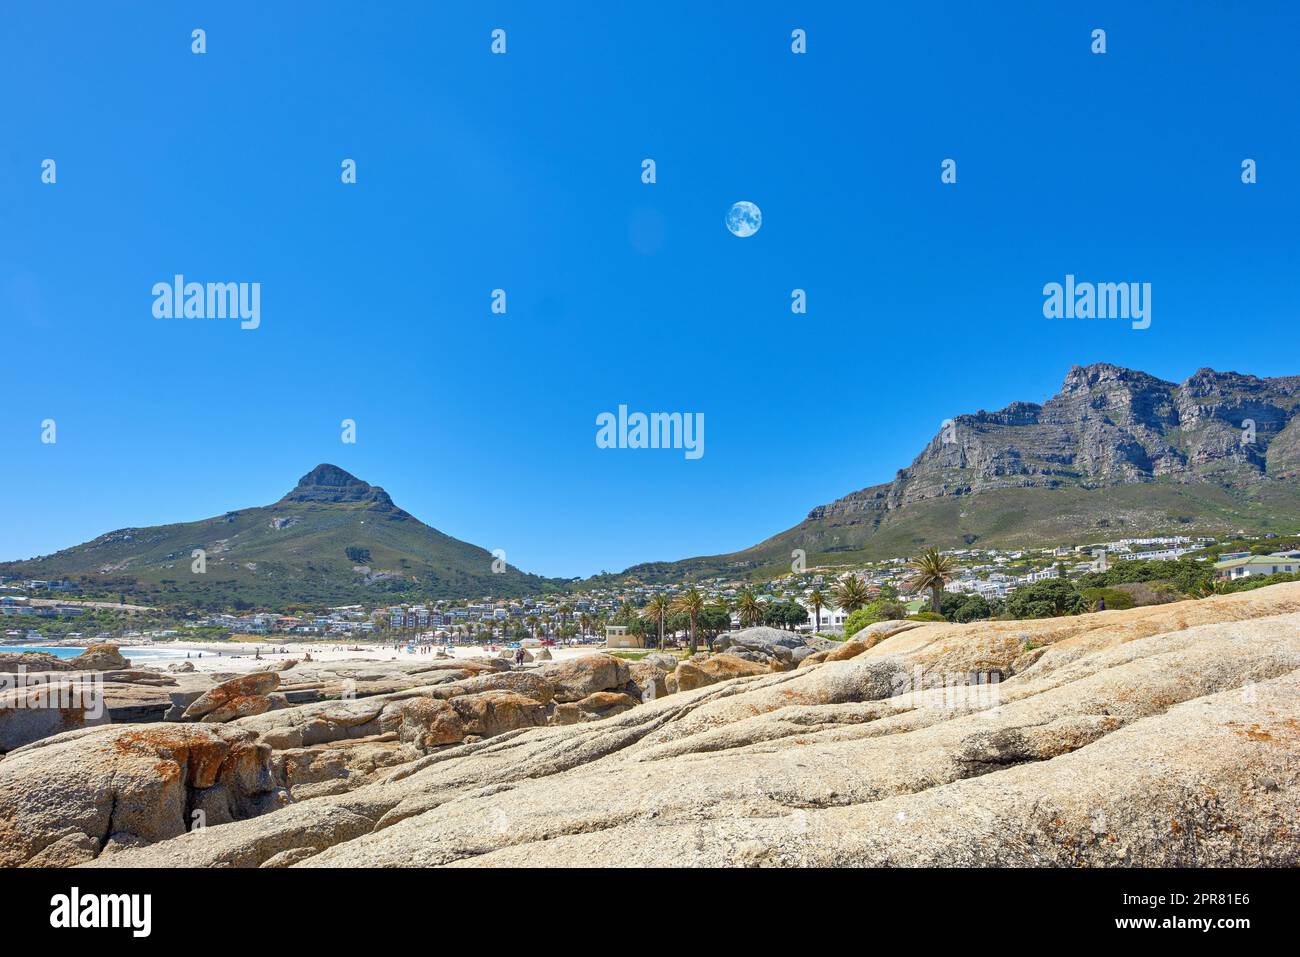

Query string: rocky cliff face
[813,363,1300,524]
[279,464,400,509]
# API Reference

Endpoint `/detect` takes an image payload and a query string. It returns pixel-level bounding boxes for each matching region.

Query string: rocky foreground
[4,585,1300,867]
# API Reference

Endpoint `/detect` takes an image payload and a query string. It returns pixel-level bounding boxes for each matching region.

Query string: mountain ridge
[618,363,1300,581]
[9,364,1300,601]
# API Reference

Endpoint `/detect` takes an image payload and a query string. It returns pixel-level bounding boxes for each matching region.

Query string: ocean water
[0,645,187,661]
[0,645,83,658]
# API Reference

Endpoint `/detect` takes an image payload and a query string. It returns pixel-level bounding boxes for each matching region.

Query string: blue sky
[3,2,1299,578]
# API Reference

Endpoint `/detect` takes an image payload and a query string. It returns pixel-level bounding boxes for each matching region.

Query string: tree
[640,594,670,649]
[806,588,831,631]
[907,547,956,613]
[612,601,637,626]
[938,591,994,623]
[670,588,706,654]
[761,601,804,630]
[665,611,690,645]
[832,574,871,614]
[736,589,764,627]
[1005,578,1085,619]
[699,603,732,650]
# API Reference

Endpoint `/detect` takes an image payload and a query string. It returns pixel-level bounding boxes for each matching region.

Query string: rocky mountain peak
[812,363,1300,525]
[1060,362,1173,395]
[280,464,395,507]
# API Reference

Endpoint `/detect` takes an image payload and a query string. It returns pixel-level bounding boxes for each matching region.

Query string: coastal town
[5,533,1298,649]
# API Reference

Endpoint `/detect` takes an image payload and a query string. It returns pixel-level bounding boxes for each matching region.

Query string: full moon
[725,201,762,238]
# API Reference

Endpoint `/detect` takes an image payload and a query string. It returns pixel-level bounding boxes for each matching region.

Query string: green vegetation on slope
[1,467,562,611]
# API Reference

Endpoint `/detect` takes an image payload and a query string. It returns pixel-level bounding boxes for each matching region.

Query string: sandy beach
[119,639,605,674]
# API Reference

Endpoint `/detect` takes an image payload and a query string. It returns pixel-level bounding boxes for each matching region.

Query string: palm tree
[807,587,832,632]
[640,594,670,649]
[832,574,871,615]
[908,547,956,614]
[578,611,593,639]
[736,589,764,627]
[670,588,706,654]
[557,603,573,635]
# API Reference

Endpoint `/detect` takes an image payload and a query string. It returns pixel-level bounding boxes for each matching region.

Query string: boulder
[574,691,639,721]
[200,694,275,724]
[0,651,66,673]
[797,621,924,668]
[424,657,511,675]
[449,691,548,737]
[821,638,871,663]
[69,644,132,671]
[0,680,111,753]
[624,660,670,702]
[183,672,281,720]
[272,736,407,800]
[0,724,284,866]
[534,648,553,661]
[235,696,408,750]
[671,654,770,692]
[100,669,177,686]
[550,692,639,725]
[0,642,130,675]
[395,699,466,751]
[811,621,915,665]
[844,619,923,646]
[99,682,184,723]
[713,628,842,669]
[164,689,206,721]
[428,670,555,705]
[541,654,630,702]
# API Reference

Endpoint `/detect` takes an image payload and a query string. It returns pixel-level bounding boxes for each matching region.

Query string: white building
[1214,556,1298,580]
[801,602,849,632]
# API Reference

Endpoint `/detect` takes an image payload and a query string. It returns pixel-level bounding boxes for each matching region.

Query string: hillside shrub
[1079,586,1135,611]
[842,599,908,639]
[1112,581,1182,606]
[907,611,946,622]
